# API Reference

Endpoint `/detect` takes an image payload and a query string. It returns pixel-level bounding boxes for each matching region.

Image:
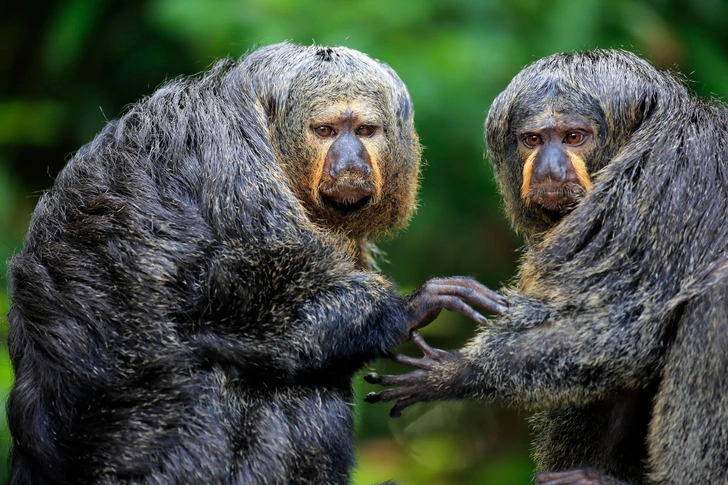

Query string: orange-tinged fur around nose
[310,101,384,204]
[521,149,592,205]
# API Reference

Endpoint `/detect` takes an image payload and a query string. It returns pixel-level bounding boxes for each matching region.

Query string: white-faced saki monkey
[7,42,505,485]
[366,49,728,485]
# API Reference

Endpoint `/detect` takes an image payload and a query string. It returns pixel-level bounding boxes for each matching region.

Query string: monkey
[364,49,728,485]
[6,42,506,485]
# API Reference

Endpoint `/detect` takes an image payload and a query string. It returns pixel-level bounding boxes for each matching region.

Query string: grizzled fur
[370,50,728,485]
[482,50,728,485]
[7,43,421,484]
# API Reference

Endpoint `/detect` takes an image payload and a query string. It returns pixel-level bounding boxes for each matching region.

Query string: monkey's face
[517,111,597,223]
[486,49,663,237]
[278,94,417,240]
[308,100,385,214]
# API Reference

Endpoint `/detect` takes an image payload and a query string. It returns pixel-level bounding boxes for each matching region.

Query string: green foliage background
[2,1,728,483]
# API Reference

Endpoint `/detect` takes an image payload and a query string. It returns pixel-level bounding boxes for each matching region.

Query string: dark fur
[8,43,424,484]
[368,50,728,484]
[484,50,728,485]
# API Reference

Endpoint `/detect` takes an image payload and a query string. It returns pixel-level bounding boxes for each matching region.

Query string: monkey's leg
[645,280,728,485]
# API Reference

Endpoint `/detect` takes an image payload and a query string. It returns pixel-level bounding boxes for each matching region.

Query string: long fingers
[408,277,508,330]
[365,333,456,419]
[364,369,427,386]
[388,352,437,369]
[433,277,509,312]
[535,469,603,485]
[437,295,490,326]
[389,396,422,418]
[364,385,414,404]
[364,389,424,418]
[410,331,447,360]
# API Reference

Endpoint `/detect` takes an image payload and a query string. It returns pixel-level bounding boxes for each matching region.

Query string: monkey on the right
[365,50,728,485]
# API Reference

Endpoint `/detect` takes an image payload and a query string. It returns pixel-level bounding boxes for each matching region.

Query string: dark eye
[315,126,335,137]
[356,125,376,137]
[564,132,584,145]
[523,134,543,148]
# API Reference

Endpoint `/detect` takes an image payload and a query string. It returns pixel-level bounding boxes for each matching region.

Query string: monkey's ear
[376,62,414,122]
[396,92,413,122]
[484,88,516,160]
[621,92,657,136]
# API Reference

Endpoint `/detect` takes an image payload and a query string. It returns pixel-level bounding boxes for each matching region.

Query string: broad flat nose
[328,132,371,177]
[532,144,577,184]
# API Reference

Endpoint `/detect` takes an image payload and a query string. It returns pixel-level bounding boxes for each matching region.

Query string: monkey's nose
[330,158,371,178]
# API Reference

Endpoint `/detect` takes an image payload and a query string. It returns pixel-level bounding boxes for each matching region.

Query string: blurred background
[2,0,728,483]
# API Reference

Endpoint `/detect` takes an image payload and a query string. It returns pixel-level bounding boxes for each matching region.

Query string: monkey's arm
[366,289,670,415]
[193,243,506,381]
[291,275,507,376]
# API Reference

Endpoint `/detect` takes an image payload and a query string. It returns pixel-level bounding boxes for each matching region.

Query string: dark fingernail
[364,392,379,403]
[364,373,379,383]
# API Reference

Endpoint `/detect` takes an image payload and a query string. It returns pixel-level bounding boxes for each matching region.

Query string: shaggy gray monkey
[8,42,504,485]
[366,49,728,485]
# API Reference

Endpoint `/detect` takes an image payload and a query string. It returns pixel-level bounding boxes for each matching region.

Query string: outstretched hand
[404,276,507,335]
[535,468,624,485]
[367,278,505,417]
[365,331,462,417]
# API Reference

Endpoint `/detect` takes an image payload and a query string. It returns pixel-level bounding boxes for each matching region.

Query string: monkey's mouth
[319,183,374,213]
[528,182,586,214]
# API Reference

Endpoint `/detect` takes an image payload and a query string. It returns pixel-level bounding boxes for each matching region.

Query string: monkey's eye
[356,125,376,137]
[563,132,585,145]
[314,126,336,137]
[523,134,543,148]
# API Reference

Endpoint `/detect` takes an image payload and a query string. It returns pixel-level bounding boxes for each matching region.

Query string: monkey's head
[486,49,675,237]
[243,43,421,242]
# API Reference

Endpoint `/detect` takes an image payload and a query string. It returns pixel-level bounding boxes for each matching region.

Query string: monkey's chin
[528,183,585,216]
[531,194,576,213]
[320,186,373,213]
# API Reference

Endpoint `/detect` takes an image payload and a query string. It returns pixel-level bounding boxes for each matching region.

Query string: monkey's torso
[531,386,657,482]
[8,138,371,484]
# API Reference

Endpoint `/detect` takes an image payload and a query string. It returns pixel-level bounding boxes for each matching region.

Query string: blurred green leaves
[42,0,106,77]
[0,101,65,146]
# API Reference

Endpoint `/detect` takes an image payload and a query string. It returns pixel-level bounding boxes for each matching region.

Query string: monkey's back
[6,53,366,485]
[482,50,728,484]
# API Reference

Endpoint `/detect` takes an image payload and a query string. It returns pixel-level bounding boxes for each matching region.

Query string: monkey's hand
[535,468,630,485]
[404,276,507,334]
[364,331,464,417]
